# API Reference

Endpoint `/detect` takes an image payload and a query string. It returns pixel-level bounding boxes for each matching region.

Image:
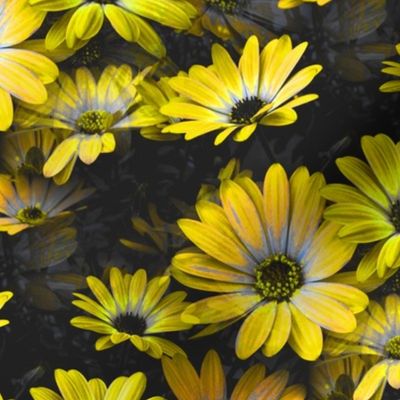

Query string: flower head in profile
[0,129,57,177]
[16,65,166,184]
[30,369,164,400]
[187,0,279,44]
[0,291,13,327]
[0,174,93,235]
[379,43,400,93]
[324,294,400,400]
[172,163,368,361]
[137,77,181,141]
[161,35,322,144]
[310,355,382,400]
[322,134,400,281]
[278,0,332,8]
[120,203,183,260]
[71,267,191,358]
[197,157,252,203]
[0,0,58,131]
[29,0,197,58]
[162,349,306,400]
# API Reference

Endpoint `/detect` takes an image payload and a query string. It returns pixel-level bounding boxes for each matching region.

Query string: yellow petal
[239,35,260,96]
[0,56,47,103]
[101,132,116,153]
[182,293,260,324]
[262,301,291,357]
[233,123,257,142]
[361,134,400,198]
[263,163,289,253]
[199,350,226,400]
[0,88,13,131]
[66,4,104,47]
[235,301,277,360]
[388,363,400,389]
[302,282,368,314]
[288,302,322,361]
[248,370,289,399]
[177,218,253,271]
[260,107,297,126]
[303,221,356,281]
[43,137,80,177]
[220,179,267,260]
[161,354,201,400]
[104,5,140,42]
[212,44,243,99]
[336,156,390,209]
[78,135,102,165]
[353,363,388,400]
[231,364,266,400]
[0,49,58,85]
[291,289,357,333]
[45,9,74,50]
[0,291,13,309]
[125,0,195,30]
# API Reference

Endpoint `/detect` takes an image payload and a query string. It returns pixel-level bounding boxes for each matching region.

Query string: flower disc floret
[16,206,47,225]
[255,254,303,301]
[205,0,240,13]
[385,335,400,359]
[77,110,113,135]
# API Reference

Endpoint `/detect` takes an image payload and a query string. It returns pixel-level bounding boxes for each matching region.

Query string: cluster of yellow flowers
[0,0,399,399]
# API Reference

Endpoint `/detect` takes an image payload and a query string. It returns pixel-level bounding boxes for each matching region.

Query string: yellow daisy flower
[278,0,332,8]
[16,65,166,184]
[310,355,383,400]
[161,35,322,144]
[30,369,165,400]
[0,0,58,131]
[71,267,192,358]
[0,173,93,235]
[379,43,400,93]
[0,129,57,176]
[29,0,197,58]
[0,291,13,327]
[321,134,400,280]
[324,294,400,400]
[172,163,368,361]
[162,349,306,400]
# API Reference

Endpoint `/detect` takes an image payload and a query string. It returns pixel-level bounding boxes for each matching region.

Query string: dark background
[0,0,400,398]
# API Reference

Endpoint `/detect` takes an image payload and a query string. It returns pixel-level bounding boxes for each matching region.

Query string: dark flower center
[377,269,400,295]
[230,96,265,124]
[113,313,147,335]
[327,374,354,400]
[205,0,243,13]
[76,110,113,135]
[16,206,47,225]
[385,335,400,359]
[254,254,303,302]
[391,200,400,231]
[71,40,102,67]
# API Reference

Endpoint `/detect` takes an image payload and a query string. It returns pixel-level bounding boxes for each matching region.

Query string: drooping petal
[235,301,277,360]
[288,302,323,361]
[199,350,226,400]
